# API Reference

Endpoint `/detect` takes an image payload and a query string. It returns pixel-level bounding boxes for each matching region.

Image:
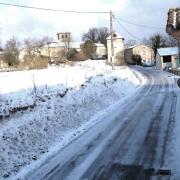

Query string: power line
[0,2,109,14]
[115,17,165,30]
[113,16,141,41]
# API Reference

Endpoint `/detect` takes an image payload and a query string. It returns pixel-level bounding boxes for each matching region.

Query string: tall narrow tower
[57,32,71,51]
[107,32,125,65]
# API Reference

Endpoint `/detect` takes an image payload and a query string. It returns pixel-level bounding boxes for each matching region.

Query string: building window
[163,55,171,63]
[61,35,64,38]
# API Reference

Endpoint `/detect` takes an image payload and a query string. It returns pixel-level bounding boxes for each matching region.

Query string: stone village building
[124,44,154,65]
[107,33,125,65]
[156,47,179,70]
[107,32,154,66]
[155,7,180,70]
[18,31,153,65]
[39,32,106,60]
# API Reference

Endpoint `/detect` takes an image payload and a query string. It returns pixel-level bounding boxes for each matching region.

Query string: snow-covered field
[0,60,146,179]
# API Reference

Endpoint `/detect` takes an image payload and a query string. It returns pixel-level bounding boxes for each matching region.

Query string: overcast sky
[0,0,179,45]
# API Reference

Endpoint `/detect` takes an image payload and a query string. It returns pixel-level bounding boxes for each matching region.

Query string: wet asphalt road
[27,68,179,180]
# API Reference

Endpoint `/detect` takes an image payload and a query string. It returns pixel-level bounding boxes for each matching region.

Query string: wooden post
[47,42,51,62]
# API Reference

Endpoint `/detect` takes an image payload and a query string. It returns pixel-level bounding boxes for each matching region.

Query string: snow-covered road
[19,68,180,180]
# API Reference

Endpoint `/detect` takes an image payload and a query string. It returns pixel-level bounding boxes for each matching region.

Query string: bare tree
[23,38,39,66]
[151,34,166,58]
[82,28,98,43]
[4,37,20,66]
[97,27,110,46]
[143,33,167,58]
[32,36,53,46]
[23,36,53,59]
[82,27,110,46]
[124,39,137,47]
[22,37,52,69]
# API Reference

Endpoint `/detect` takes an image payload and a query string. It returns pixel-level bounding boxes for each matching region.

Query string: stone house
[106,32,125,65]
[19,32,107,62]
[40,42,82,59]
[124,44,154,65]
[40,41,106,60]
[156,47,179,70]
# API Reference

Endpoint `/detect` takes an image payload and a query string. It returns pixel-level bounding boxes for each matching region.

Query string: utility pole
[110,11,114,69]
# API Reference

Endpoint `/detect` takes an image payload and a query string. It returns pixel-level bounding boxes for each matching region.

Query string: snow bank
[0,60,145,179]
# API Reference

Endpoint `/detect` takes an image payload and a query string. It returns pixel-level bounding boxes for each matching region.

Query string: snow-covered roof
[43,42,82,49]
[107,32,124,40]
[45,42,61,48]
[157,47,179,56]
[70,42,82,49]
[125,44,151,49]
[94,43,105,47]
[126,45,137,49]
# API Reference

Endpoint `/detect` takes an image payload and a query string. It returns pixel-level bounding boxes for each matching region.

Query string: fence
[169,68,180,76]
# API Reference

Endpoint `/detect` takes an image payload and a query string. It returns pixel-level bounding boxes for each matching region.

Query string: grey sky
[0,0,179,45]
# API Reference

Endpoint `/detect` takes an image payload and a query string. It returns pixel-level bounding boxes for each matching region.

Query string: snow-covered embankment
[0,61,146,179]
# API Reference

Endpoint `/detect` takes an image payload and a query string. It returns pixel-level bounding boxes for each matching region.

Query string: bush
[132,54,142,65]
[66,48,79,61]
[81,40,96,59]
[18,55,49,70]
[76,51,87,61]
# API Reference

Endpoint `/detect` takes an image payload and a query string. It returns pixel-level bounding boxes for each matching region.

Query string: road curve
[26,68,179,180]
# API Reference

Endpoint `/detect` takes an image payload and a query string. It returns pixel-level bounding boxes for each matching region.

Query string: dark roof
[167,8,180,30]
[106,32,124,40]
[166,8,180,38]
